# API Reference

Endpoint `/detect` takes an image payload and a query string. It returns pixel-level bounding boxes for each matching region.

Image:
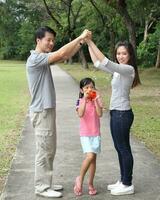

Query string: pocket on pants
[36,129,53,136]
[36,131,56,153]
[30,112,41,128]
[34,109,56,136]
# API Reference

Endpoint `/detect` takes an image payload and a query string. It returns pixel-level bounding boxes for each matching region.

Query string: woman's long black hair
[114,41,141,88]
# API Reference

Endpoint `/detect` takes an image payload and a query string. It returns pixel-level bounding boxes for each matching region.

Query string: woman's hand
[79,29,92,41]
[84,38,92,45]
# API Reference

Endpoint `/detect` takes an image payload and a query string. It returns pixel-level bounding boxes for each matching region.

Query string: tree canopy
[0,0,159,68]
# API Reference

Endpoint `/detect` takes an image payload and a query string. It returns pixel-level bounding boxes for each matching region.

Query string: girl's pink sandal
[74,176,82,196]
[88,186,97,195]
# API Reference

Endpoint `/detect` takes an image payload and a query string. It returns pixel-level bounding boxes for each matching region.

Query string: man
[26,26,91,198]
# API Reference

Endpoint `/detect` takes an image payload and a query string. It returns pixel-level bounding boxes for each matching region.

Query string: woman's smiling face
[116,46,130,65]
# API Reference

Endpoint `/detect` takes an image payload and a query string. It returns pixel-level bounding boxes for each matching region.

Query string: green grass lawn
[0,60,159,194]
[60,63,160,158]
[0,60,29,193]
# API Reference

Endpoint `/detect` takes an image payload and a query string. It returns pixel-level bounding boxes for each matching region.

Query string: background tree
[42,0,89,68]
[104,0,136,49]
[0,0,159,68]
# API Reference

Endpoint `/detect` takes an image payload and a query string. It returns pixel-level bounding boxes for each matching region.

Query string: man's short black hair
[35,26,56,43]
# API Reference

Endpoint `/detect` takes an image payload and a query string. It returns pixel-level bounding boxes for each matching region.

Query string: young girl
[74,77,103,196]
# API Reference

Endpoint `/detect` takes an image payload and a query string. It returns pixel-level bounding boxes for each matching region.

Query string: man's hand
[80,29,92,40]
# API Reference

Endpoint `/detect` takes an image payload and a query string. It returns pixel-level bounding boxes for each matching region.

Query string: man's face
[37,32,55,53]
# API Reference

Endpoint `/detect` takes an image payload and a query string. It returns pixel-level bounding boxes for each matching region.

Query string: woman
[86,39,140,196]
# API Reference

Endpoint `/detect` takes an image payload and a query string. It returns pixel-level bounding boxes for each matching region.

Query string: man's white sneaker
[107,180,121,191]
[111,183,134,196]
[35,189,62,198]
[53,184,63,191]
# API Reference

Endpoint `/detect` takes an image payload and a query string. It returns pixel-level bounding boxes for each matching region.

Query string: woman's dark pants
[110,109,134,186]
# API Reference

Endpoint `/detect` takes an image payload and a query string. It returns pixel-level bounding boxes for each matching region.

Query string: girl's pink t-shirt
[76,98,102,137]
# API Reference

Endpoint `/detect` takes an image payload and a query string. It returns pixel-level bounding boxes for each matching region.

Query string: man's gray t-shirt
[26,50,56,112]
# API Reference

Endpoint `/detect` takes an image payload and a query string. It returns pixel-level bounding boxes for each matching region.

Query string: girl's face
[116,46,130,64]
[81,82,95,93]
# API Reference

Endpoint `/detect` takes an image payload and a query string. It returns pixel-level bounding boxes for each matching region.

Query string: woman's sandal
[74,176,82,196]
[88,185,97,195]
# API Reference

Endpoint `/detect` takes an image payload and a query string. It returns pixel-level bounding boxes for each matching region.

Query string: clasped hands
[79,29,92,45]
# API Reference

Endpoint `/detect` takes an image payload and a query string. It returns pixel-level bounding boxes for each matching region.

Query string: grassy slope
[60,63,160,158]
[0,60,29,192]
[131,68,160,156]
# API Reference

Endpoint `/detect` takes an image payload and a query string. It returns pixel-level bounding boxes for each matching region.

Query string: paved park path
[1,65,160,200]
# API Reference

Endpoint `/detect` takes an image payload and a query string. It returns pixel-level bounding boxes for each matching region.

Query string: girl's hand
[93,90,103,117]
[83,91,89,100]
[88,90,97,100]
[93,90,101,101]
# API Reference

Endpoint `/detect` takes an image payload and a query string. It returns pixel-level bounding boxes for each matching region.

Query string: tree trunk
[143,19,149,43]
[78,48,89,69]
[67,38,73,64]
[116,0,136,49]
[155,41,160,68]
[143,12,155,43]
[109,30,115,60]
